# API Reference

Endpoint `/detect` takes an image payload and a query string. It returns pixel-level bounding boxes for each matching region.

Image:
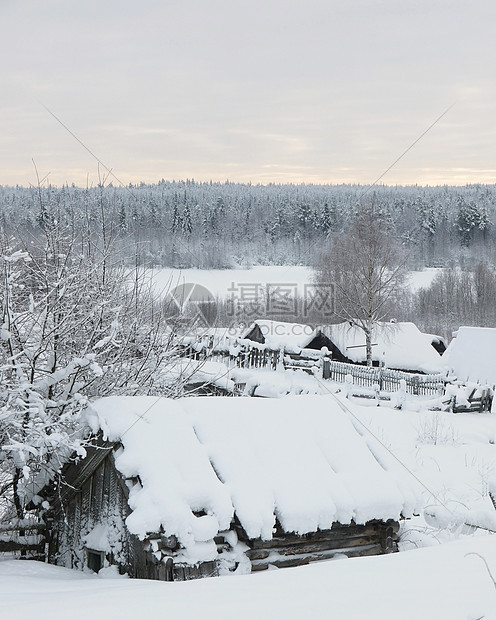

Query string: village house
[169,358,234,395]
[179,327,243,356]
[441,326,495,412]
[322,321,446,375]
[240,319,340,357]
[32,395,419,581]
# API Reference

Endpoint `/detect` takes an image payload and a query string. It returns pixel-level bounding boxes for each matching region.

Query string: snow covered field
[1,536,496,620]
[407,267,443,292]
[152,265,313,299]
[151,266,440,299]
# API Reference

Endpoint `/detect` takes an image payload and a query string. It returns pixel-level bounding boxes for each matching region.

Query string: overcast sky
[1,0,495,187]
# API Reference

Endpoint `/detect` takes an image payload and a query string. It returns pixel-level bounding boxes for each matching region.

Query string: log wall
[50,448,147,578]
[237,519,398,572]
[49,446,218,581]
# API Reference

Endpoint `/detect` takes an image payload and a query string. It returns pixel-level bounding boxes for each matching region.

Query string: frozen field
[151,266,441,299]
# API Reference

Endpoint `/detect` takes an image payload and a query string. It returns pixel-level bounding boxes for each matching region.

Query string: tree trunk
[365,329,373,367]
[12,468,24,520]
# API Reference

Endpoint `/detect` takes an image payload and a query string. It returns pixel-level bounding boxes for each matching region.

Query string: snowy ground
[151,266,440,299]
[1,535,496,620]
[151,265,313,299]
[2,394,496,618]
[407,267,443,292]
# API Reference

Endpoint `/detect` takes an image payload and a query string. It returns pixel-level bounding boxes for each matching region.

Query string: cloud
[1,0,495,186]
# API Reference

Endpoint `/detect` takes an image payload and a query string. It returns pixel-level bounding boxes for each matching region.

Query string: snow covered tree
[314,206,408,365]
[182,203,193,237]
[171,198,181,234]
[456,198,481,247]
[0,218,178,521]
[320,203,336,236]
[473,262,496,320]
[297,202,312,232]
[416,197,437,237]
[118,202,128,234]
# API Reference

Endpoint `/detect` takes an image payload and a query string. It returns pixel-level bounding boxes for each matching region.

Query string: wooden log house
[241,319,349,360]
[32,395,418,581]
[322,321,446,374]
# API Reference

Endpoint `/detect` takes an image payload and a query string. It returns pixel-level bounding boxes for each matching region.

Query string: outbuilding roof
[443,326,496,386]
[86,394,419,563]
[240,320,316,353]
[323,322,443,374]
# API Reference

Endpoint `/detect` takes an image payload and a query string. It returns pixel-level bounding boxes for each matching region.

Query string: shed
[179,327,243,355]
[443,326,496,386]
[240,320,342,358]
[322,322,444,374]
[36,395,418,580]
[164,358,234,395]
[240,320,315,353]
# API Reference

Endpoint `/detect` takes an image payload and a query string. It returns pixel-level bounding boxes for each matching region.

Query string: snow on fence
[191,347,281,371]
[0,520,47,560]
[182,344,445,396]
[322,359,445,396]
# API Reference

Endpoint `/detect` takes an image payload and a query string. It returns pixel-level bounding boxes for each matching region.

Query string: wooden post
[322,358,331,380]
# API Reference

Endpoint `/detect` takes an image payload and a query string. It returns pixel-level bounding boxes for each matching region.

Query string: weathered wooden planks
[241,519,397,571]
[251,543,384,571]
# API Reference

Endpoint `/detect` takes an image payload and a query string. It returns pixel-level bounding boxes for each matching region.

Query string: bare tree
[406,263,496,339]
[314,207,408,365]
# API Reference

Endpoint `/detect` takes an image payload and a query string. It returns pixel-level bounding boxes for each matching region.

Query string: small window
[87,549,104,573]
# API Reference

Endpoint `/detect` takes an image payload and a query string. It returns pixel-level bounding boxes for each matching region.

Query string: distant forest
[2,181,496,339]
[1,181,495,270]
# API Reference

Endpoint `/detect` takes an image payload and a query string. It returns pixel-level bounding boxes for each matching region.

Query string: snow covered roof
[86,395,418,563]
[443,326,496,386]
[179,327,243,352]
[240,320,316,353]
[323,322,443,374]
[164,359,234,392]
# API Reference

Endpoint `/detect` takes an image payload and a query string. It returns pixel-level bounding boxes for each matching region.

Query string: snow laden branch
[0,222,179,520]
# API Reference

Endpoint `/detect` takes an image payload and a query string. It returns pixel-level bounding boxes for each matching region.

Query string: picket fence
[322,359,445,396]
[184,344,445,397]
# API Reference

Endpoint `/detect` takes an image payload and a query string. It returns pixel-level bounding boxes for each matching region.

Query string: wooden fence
[182,343,446,397]
[322,359,445,396]
[189,346,282,371]
[0,520,47,560]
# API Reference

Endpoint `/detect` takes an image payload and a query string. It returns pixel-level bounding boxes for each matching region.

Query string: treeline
[1,180,495,269]
[398,264,496,340]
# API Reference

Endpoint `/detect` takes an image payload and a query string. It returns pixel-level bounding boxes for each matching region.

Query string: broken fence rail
[0,520,47,560]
